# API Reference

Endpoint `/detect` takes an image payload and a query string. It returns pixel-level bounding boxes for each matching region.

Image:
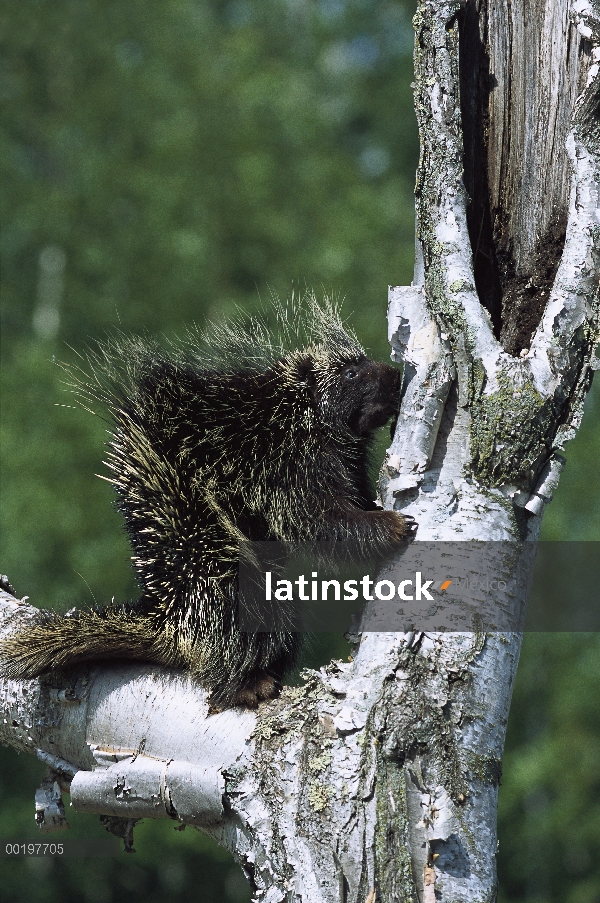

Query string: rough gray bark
[460,0,595,353]
[1,1,599,901]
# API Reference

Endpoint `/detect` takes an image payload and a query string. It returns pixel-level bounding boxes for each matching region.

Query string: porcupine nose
[376,363,400,400]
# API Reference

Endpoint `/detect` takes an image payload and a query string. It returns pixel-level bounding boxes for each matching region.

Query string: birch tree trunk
[1,1,599,901]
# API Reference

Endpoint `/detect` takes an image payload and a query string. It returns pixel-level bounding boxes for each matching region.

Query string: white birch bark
[1,1,599,901]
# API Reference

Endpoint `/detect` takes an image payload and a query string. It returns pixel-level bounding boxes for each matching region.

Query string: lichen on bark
[469,369,553,486]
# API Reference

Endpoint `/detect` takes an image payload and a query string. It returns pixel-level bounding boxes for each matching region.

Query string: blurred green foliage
[1,0,415,346]
[498,633,600,903]
[0,1,598,901]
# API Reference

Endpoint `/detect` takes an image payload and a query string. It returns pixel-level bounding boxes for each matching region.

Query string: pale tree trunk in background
[0,2,599,901]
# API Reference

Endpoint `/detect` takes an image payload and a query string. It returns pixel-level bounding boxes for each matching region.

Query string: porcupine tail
[0,602,175,679]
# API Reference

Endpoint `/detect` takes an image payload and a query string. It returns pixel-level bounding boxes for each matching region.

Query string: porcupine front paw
[378,510,417,541]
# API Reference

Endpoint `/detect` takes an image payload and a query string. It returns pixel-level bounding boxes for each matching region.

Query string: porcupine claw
[402,514,418,535]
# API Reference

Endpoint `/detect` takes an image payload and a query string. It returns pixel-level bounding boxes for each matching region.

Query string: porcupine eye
[344,367,358,379]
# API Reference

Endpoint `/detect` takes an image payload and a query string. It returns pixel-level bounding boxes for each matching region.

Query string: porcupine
[0,296,414,708]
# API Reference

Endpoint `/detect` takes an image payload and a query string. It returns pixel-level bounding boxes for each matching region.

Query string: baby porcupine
[0,296,414,708]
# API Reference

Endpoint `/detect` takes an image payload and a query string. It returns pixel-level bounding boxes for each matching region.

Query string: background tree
[0,1,599,901]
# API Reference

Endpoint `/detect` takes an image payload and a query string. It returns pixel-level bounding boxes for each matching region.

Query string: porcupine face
[309,357,401,437]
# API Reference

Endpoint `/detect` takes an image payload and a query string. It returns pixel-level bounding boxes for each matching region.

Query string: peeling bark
[1,1,599,901]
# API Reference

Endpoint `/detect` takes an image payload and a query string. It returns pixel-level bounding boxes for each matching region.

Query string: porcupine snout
[354,361,400,433]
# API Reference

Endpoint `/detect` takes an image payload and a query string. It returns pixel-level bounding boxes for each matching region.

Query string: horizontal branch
[0,590,254,832]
